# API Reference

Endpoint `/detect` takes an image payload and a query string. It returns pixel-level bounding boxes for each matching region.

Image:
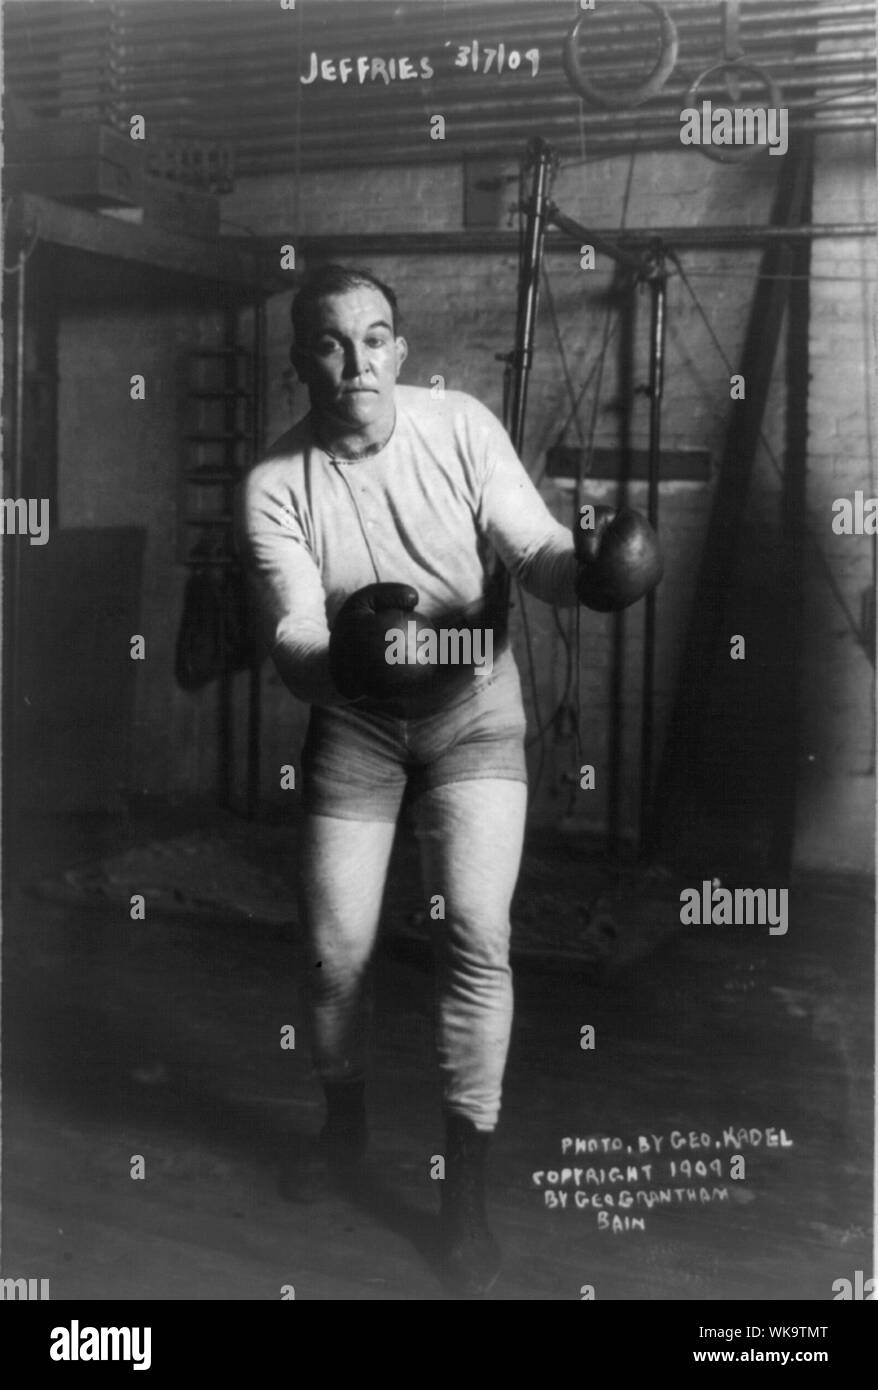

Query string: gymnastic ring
[684,60,783,164]
[562,2,679,110]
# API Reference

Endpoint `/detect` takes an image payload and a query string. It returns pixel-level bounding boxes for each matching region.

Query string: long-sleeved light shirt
[237,385,578,707]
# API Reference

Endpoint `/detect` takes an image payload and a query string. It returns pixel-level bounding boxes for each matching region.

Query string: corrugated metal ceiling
[4,0,875,175]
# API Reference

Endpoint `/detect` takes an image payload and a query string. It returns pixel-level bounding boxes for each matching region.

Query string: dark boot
[438,1113,501,1298]
[279,1080,368,1203]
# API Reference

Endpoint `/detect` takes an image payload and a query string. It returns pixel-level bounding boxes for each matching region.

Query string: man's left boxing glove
[329,581,456,703]
[576,505,664,612]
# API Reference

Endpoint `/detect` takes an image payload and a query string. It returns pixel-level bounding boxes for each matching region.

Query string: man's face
[296,286,407,431]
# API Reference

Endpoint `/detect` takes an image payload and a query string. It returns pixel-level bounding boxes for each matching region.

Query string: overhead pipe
[34,81,874,142]
[213,94,876,150]
[221,93,877,142]
[230,114,874,171]
[34,81,872,133]
[117,73,877,138]
[34,96,874,152]
[234,131,870,177]
[285,225,876,257]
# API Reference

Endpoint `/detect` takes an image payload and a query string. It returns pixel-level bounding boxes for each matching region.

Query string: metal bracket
[722,0,745,99]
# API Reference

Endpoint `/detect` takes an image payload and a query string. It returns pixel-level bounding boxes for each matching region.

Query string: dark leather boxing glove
[329,582,473,705]
[575,505,664,612]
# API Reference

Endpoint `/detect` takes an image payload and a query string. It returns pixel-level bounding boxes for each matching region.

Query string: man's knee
[442,918,513,974]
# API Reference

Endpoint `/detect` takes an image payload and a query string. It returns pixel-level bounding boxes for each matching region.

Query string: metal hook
[562,1,678,111]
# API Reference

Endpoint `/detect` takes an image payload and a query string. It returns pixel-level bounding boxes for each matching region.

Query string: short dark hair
[290,264,399,351]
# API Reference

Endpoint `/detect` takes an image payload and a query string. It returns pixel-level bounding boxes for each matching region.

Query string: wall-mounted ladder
[179,306,264,817]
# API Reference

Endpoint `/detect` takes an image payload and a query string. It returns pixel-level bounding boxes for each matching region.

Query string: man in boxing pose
[239,264,661,1297]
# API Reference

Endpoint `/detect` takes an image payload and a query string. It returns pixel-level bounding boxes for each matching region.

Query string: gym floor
[1,804,872,1301]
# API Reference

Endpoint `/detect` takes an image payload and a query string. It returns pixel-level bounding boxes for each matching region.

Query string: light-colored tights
[300,779,527,1132]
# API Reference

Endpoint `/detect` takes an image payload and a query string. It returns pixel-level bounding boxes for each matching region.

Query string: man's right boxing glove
[329,581,473,704]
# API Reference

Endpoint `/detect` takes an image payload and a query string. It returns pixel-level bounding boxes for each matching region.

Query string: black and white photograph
[1,0,876,1327]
